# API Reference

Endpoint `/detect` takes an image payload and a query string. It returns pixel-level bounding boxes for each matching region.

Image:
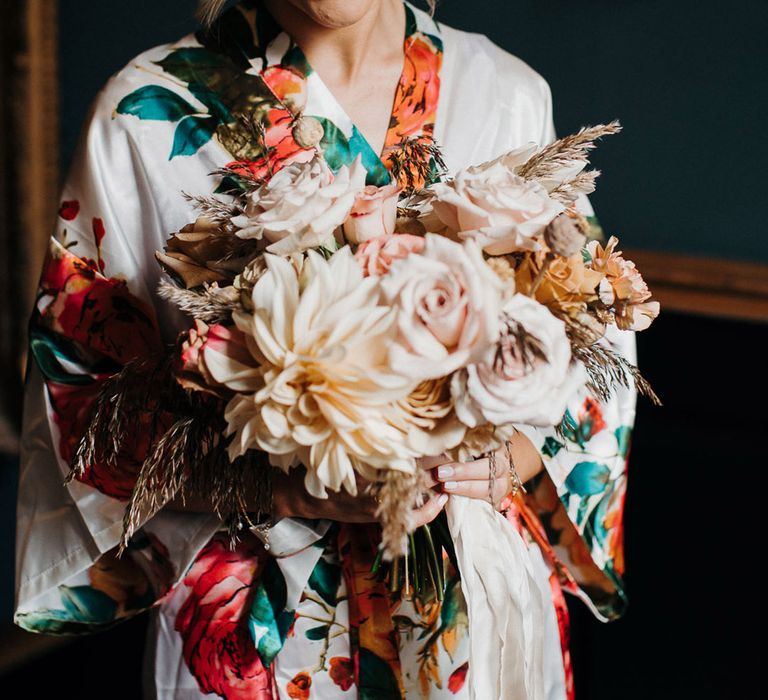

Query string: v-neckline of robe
[249,0,444,185]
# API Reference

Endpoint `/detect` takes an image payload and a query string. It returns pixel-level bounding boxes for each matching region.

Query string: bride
[13,1,637,698]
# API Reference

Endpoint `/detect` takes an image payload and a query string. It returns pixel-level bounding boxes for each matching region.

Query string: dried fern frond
[517,120,622,182]
[157,280,241,324]
[549,169,601,204]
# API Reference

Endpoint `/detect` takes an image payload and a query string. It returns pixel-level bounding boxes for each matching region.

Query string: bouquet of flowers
[70,116,658,592]
[68,116,659,697]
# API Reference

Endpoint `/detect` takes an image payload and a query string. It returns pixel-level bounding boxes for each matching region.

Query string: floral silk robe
[13,2,637,698]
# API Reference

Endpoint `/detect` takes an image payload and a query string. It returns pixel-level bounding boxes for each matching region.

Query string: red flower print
[329,656,354,692]
[92,217,106,272]
[59,200,80,220]
[447,662,468,694]
[46,381,166,500]
[579,397,606,437]
[286,671,312,699]
[174,532,273,700]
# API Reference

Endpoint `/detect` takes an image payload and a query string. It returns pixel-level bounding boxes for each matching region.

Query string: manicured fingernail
[437,465,454,479]
[437,494,449,507]
[443,481,458,491]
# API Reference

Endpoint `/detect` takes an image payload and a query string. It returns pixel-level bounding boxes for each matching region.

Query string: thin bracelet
[504,440,525,498]
[487,448,498,507]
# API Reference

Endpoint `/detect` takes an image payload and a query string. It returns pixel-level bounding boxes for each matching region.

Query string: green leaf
[188,82,232,122]
[564,461,611,497]
[248,558,293,667]
[542,436,564,458]
[170,115,216,158]
[154,47,236,87]
[116,85,195,122]
[615,425,632,459]
[307,557,342,607]
[358,648,402,700]
[305,624,330,641]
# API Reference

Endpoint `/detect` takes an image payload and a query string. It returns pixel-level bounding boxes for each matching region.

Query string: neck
[262,0,405,85]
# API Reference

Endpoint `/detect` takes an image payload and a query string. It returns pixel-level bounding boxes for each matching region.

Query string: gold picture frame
[0,0,59,452]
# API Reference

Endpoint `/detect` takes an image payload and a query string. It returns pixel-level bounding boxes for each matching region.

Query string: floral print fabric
[14,2,637,698]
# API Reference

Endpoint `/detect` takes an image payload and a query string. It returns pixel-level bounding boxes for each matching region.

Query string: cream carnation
[230,153,366,256]
[204,247,419,498]
[452,293,586,427]
[427,148,565,254]
[381,233,504,381]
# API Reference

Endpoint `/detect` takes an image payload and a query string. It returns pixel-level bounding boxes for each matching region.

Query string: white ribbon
[446,495,546,700]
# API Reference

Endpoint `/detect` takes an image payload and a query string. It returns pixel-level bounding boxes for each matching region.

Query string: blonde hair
[197,0,436,26]
[197,0,229,26]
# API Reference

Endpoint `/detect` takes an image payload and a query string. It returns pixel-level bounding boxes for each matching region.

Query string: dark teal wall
[60,0,768,262]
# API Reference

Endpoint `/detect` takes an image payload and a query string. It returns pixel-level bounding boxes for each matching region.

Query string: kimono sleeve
[14,89,223,635]
[512,77,638,621]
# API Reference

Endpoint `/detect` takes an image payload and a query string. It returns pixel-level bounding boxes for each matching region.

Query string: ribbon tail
[446,495,546,700]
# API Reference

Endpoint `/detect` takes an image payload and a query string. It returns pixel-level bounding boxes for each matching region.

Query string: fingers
[417,453,449,470]
[410,492,449,528]
[438,476,511,509]
[432,458,490,483]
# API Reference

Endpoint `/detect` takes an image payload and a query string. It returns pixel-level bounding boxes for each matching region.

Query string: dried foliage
[157,280,241,324]
[517,120,622,183]
[548,169,601,204]
[67,354,272,555]
[374,468,428,559]
[387,135,447,193]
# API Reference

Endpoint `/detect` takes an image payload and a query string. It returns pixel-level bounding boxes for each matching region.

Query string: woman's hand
[272,466,448,527]
[424,430,545,510]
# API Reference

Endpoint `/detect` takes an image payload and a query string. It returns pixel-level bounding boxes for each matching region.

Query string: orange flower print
[329,656,354,692]
[386,35,442,144]
[286,672,312,699]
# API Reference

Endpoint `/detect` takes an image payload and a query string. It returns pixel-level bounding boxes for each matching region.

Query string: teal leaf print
[59,585,118,623]
[615,425,632,459]
[305,624,330,641]
[314,118,391,186]
[170,115,216,158]
[116,85,196,121]
[358,648,402,700]
[564,461,611,496]
[542,436,565,458]
[559,409,579,444]
[307,557,342,607]
[248,558,294,667]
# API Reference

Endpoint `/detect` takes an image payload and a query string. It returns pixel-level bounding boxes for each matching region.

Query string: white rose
[427,147,565,255]
[230,153,367,256]
[381,233,504,381]
[452,293,586,427]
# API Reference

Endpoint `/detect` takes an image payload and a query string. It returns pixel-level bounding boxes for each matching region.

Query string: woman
[13,0,637,698]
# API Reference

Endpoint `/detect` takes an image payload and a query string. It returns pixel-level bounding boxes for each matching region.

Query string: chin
[288,0,383,28]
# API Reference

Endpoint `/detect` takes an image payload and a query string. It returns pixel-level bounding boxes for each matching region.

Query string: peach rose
[354,233,425,276]
[342,182,400,244]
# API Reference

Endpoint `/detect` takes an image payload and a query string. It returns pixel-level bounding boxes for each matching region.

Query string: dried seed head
[544,213,587,258]
[292,115,324,149]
